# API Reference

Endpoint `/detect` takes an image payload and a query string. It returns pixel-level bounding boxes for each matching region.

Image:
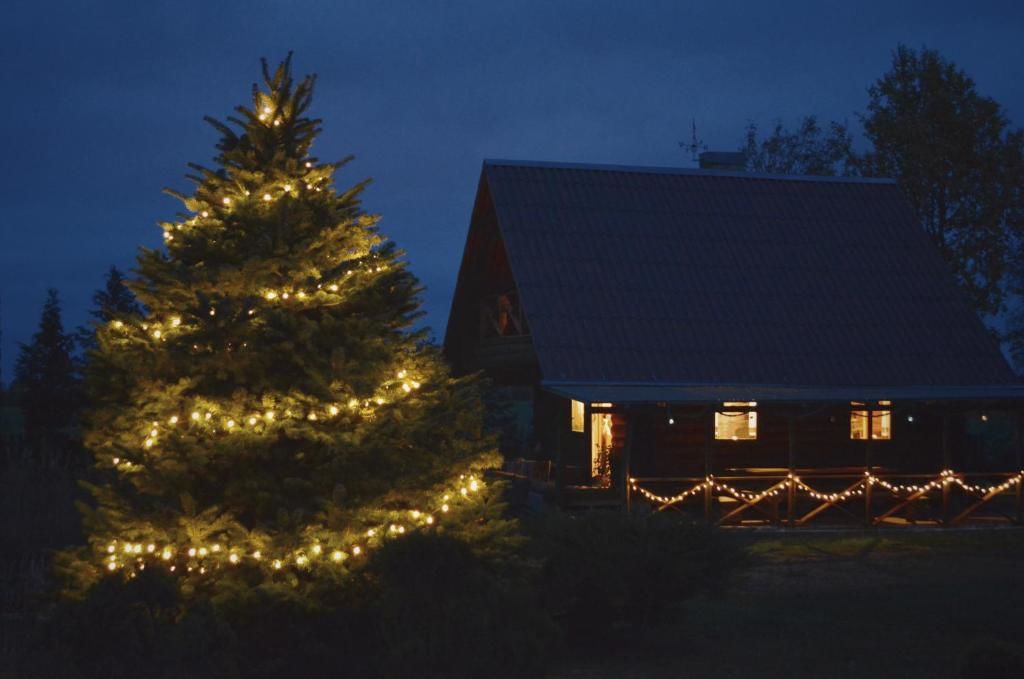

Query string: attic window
[715,402,757,441]
[571,400,585,433]
[850,401,892,440]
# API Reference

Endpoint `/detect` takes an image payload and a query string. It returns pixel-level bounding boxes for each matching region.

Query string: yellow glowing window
[571,400,585,433]
[850,401,892,440]
[715,402,757,440]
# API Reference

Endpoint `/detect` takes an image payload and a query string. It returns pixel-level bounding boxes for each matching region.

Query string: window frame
[850,400,892,441]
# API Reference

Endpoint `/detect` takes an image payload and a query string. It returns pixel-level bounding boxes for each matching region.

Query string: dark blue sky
[2,0,1022,382]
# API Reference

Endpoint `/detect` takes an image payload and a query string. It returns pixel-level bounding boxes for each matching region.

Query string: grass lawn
[553,529,1024,678]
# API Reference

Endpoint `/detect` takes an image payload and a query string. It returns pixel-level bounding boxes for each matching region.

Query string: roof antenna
[679,119,707,164]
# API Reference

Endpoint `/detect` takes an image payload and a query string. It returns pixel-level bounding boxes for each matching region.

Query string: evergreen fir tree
[13,288,79,458]
[77,266,143,354]
[62,56,506,599]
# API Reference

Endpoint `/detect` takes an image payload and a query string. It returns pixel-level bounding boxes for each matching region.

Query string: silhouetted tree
[740,116,856,176]
[859,44,1024,316]
[77,266,142,354]
[13,289,79,459]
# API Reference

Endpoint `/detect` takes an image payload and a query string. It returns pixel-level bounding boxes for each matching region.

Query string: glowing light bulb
[312,544,322,555]
[272,559,282,570]
[188,548,197,557]
[329,405,339,416]
[331,550,344,562]
[209,308,216,316]
[198,547,208,557]
[348,399,359,408]
[402,383,411,393]
[366,529,376,538]
[252,550,262,560]
[229,553,239,564]
[152,330,161,339]
[169,415,178,424]
[205,412,212,420]
[329,284,338,292]
[248,417,257,426]
[112,320,124,329]
[441,504,449,513]
[263,106,272,115]
[265,411,275,420]
[425,515,434,525]
[201,211,209,217]
[410,510,420,519]
[308,413,317,421]
[226,419,235,429]
[305,161,312,168]
[222,197,231,205]
[263,193,272,201]
[265,291,278,300]
[295,555,308,566]
[107,544,116,553]
[146,544,155,553]
[191,411,200,421]
[283,184,292,192]
[411,381,420,389]
[107,562,117,571]
[281,292,289,300]
[161,549,172,560]
[352,546,361,556]
[469,479,479,492]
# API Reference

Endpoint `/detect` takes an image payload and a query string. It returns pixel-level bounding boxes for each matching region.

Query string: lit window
[571,400,584,433]
[715,402,757,440]
[850,401,892,440]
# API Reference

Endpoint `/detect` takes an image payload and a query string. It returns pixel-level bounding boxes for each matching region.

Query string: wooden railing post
[864,432,873,526]
[1016,410,1023,525]
[622,408,634,514]
[554,425,564,507]
[703,408,713,524]
[941,413,951,526]
[787,415,797,527]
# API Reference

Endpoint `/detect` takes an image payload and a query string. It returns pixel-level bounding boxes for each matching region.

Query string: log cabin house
[444,158,1024,525]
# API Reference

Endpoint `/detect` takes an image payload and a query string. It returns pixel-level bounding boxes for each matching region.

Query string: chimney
[698,151,747,172]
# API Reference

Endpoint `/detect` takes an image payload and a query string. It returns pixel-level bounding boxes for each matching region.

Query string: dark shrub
[358,531,555,678]
[960,639,1024,679]
[24,570,237,679]
[527,512,746,647]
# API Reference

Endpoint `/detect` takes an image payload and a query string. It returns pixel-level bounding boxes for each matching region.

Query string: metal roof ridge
[482,158,897,185]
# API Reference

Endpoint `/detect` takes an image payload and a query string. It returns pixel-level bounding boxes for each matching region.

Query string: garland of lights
[101,474,486,578]
[630,470,1024,508]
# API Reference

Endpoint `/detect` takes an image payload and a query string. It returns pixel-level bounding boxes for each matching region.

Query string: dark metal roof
[478,159,1021,397]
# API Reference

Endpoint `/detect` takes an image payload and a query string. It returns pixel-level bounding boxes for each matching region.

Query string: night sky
[2,0,1022,383]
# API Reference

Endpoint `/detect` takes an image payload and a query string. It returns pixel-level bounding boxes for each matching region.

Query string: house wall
[535,398,1005,484]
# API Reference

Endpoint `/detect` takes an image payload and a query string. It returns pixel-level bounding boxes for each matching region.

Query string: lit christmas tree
[62,56,503,597]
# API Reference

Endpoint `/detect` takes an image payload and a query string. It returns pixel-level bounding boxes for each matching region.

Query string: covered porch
[517,383,1024,527]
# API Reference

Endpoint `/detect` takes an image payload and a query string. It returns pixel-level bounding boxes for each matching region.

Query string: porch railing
[629,469,1024,527]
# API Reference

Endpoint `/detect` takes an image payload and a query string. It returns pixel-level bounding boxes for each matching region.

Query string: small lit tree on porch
[62,56,504,597]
